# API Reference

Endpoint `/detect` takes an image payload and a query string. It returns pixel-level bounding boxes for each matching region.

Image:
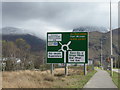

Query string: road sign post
[84,63,87,75]
[92,60,94,70]
[65,63,68,76]
[47,32,88,75]
[51,63,54,75]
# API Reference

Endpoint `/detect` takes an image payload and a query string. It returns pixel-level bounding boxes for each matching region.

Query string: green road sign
[47,32,88,64]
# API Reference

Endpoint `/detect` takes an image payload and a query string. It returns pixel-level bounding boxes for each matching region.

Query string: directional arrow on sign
[58,41,72,63]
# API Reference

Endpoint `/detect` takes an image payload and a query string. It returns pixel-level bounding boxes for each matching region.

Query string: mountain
[73,26,108,33]
[86,28,119,61]
[1,27,29,35]
[73,27,119,62]
[1,26,119,61]
[1,27,46,51]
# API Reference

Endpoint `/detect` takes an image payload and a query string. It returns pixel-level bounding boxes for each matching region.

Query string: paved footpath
[84,69,117,88]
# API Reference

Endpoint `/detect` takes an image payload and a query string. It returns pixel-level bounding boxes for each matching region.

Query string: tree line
[2,38,45,71]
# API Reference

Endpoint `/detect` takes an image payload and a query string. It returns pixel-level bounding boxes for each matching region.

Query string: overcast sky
[2,1,118,39]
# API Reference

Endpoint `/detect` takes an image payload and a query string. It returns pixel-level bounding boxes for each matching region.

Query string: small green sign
[47,32,88,64]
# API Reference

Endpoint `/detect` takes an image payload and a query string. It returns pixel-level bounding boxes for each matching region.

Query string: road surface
[84,69,117,88]
[113,69,120,73]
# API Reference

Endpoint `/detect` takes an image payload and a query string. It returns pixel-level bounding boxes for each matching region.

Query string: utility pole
[115,59,116,68]
[101,39,103,69]
[110,0,113,76]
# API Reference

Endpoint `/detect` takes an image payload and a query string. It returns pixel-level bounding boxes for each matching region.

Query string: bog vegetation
[2,66,96,88]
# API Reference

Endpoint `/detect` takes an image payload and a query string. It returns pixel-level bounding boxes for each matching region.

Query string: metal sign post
[51,63,54,75]
[92,60,94,70]
[84,63,87,75]
[65,63,68,76]
[47,32,88,75]
[110,0,113,76]
[58,41,72,76]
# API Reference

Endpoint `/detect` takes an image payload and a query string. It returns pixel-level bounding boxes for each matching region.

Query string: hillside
[1,27,46,52]
[2,34,46,52]
[1,27,119,61]
[89,28,119,61]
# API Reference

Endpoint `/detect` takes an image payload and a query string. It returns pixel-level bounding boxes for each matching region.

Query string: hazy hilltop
[1,27,28,35]
[73,26,108,33]
[1,27,46,52]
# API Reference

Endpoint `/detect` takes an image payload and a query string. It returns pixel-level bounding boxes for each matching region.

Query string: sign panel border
[46,32,88,64]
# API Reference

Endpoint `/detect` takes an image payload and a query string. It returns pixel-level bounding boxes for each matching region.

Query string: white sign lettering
[48,34,62,41]
[48,52,62,58]
[68,51,85,62]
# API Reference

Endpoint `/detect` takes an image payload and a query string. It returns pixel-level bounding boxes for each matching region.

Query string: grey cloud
[2,2,118,31]
[3,2,73,20]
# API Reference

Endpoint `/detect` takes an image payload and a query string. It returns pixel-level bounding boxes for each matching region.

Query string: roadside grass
[113,68,120,69]
[112,72,120,88]
[94,66,103,70]
[94,67,100,69]
[2,66,96,88]
[62,70,96,88]
[107,70,120,88]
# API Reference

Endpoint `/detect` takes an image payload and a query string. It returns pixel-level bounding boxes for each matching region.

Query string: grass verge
[53,70,97,88]
[3,67,97,88]
[112,72,120,88]
[113,68,120,69]
[107,70,120,88]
